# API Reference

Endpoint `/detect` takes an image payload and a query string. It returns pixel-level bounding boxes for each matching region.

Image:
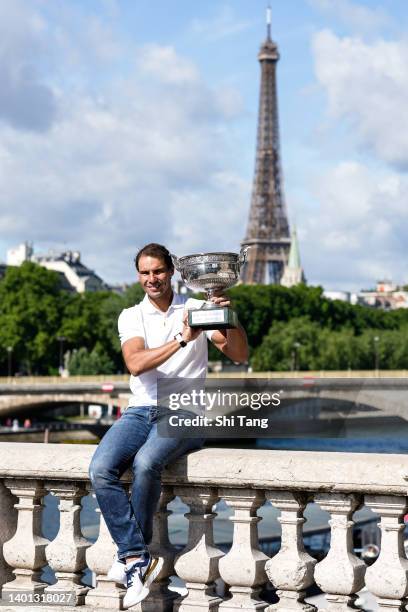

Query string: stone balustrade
[0,442,407,611]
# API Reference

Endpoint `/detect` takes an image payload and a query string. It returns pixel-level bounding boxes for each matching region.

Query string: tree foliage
[0,263,65,374]
[1,265,408,374]
[66,346,115,376]
[251,317,408,372]
[0,264,145,375]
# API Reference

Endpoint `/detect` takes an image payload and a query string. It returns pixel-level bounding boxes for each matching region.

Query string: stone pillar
[2,479,49,595]
[0,481,17,589]
[85,491,125,609]
[365,495,408,612]
[174,486,224,612]
[144,485,178,612]
[218,488,268,611]
[44,482,90,604]
[314,493,366,612]
[265,491,316,612]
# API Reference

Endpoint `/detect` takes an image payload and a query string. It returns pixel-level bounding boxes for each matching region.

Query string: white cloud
[298,161,408,289]
[305,19,408,288]
[309,0,390,33]
[0,6,247,284]
[170,171,250,257]
[0,1,56,131]
[312,29,408,169]
[137,45,199,85]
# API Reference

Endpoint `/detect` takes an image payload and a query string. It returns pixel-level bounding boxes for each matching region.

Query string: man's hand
[182,312,203,343]
[209,292,231,308]
[208,292,249,363]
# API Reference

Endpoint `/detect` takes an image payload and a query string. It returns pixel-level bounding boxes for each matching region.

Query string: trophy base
[188,307,238,330]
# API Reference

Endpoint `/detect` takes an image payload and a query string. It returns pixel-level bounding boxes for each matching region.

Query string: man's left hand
[210,293,231,308]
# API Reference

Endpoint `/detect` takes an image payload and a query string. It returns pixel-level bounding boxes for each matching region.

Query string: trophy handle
[171,254,179,270]
[239,246,250,265]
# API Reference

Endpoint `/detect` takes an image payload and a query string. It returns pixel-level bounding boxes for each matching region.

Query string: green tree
[251,317,322,371]
[0,263,65,374]
[67,346,115,375]
[316,328,359,370]
[122,283,144,307]
[59,290,125,371]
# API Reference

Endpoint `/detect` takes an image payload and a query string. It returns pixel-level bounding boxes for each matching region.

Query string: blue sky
[0,0,407,290]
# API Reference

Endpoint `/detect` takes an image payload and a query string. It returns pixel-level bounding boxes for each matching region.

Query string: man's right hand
[181,312,203,343]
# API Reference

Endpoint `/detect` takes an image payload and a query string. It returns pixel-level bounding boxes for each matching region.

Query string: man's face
[138,255,173,300]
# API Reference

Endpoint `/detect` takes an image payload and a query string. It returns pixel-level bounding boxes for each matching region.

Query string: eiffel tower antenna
[240,6,291,284]
[266,5,272,41]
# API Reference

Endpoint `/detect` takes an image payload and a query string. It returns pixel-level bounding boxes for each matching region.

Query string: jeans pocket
[149,407,158,423]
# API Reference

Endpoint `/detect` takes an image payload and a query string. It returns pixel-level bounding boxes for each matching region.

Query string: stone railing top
[0,442,407,495]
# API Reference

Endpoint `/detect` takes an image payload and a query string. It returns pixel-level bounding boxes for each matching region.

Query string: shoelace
[125,557,150,588]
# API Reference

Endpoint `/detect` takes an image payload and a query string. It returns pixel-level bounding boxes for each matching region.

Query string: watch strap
[174,332,187,347]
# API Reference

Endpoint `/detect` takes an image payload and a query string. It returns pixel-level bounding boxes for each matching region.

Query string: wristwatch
[174,332,187,347]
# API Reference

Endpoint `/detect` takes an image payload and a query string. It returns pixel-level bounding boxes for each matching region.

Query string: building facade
[5,242,106,293]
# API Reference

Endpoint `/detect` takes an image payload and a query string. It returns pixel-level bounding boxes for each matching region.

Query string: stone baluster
[365,495,408,612]
[85,490,125,610]
[174,486,224,612]
[265,491,316,612]
[314,493,366,612]
[2,479,49,596]
[144,485,178,612]
[0,480,18,589]
[218,488,268,611]
[44,482,90,604]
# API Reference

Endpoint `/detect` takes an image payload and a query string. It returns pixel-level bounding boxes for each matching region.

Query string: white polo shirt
[118,293,215,407]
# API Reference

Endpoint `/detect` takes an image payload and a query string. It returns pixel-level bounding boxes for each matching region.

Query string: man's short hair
[135,243,174,271]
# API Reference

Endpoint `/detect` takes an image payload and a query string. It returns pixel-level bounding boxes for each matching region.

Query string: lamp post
[7,346,13,378]
[373,336,380,373]
[292,342,301,372]
[57,336,66,375]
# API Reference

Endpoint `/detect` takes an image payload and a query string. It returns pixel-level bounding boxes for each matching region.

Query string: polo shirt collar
[140,291,184,315]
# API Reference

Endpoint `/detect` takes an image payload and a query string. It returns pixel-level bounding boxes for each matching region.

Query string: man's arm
[121,322,202,376]
[209,295,249,363]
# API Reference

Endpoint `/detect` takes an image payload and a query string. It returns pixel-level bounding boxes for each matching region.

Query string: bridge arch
[0,394,128,418]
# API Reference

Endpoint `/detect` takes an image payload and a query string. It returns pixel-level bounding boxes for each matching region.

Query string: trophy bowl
[171,248,248,329]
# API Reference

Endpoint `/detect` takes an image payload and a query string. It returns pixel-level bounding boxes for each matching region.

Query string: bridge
[0,372,407,421]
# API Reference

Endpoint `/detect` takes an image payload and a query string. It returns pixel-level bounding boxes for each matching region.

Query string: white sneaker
[123,554,164,609]
[107,557,126,585]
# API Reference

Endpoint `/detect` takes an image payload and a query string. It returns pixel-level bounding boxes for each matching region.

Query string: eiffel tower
[241,8,291,284]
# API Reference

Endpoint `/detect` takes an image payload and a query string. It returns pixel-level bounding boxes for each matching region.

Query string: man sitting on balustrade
[89,242,248,609]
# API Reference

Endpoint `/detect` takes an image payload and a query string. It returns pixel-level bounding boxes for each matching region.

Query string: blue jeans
[89,406,204,560]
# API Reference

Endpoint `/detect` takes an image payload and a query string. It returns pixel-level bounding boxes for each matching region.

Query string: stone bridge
[0,381,130,417]
[0,374,407,420]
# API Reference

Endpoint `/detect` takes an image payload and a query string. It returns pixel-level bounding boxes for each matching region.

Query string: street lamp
[292,342,301,372]
[7,346,13,378]
[57,336,66,375]
[373,336,380,373]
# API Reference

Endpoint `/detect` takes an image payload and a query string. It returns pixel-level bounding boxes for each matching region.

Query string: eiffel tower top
[259,5,279,60]
[240,6,291,285]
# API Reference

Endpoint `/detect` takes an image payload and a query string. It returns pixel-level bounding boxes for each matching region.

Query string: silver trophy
[171,248,249,329]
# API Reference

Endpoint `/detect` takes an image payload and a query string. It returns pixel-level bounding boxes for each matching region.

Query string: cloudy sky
[0,0,407,290]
